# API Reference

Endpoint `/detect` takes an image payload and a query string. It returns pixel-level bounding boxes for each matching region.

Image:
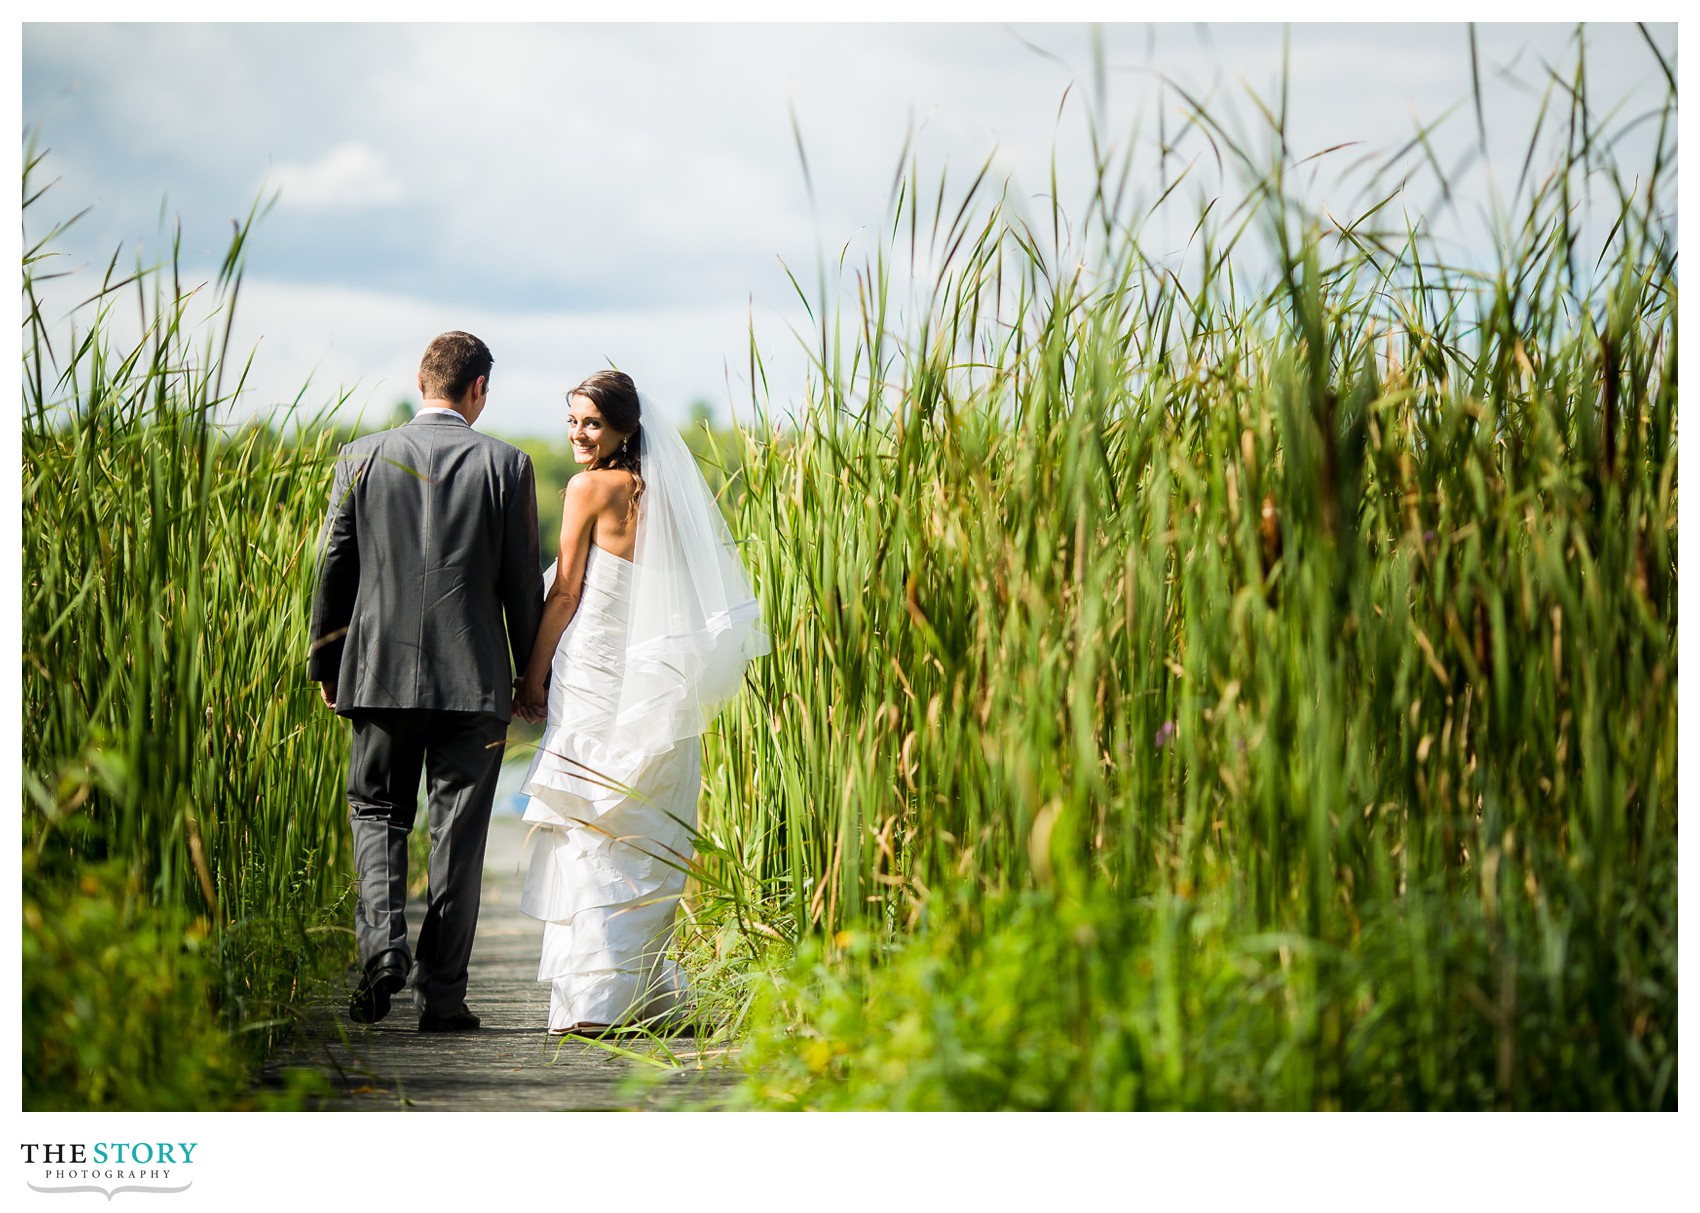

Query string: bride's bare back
[564,468,638,561]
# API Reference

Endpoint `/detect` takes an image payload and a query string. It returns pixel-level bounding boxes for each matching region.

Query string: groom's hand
[318,680,338,710]
[514,676,543,723]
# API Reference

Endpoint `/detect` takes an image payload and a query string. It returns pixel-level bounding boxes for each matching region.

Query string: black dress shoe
[348,952,409,1025]
[419,1004,481,1033]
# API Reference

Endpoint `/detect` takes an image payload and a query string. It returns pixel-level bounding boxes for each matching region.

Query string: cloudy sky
[21,20,1676,436]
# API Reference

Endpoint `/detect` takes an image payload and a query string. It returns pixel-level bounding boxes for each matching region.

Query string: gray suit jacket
[308,411,545,720]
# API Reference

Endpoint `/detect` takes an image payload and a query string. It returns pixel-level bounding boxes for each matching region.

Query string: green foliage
[696,37,1677,1109]
[22,855,239,1110]
[18,32,1675,1111]
[21,854,328,1110]
[21,146,353,1109]
[731,862,1676,1110]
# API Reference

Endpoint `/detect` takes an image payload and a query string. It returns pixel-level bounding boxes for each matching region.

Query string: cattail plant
[691,31,1676,1109]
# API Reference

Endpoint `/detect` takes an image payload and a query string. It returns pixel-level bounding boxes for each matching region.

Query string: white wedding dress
[516,418,768,1032]
[518,546,699,1030]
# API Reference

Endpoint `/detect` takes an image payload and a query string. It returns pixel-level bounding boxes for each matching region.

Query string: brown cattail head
[1260,493,1282,594]
[1474,586,1492,679]
[1599,320,1621,484]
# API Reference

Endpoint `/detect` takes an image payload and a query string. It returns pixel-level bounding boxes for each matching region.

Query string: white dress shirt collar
[414,406,471,426]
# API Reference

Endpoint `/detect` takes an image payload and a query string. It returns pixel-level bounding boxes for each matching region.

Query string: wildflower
[1154,720,1177,749]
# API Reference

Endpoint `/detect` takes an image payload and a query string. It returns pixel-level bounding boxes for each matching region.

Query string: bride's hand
[516,674,547,722]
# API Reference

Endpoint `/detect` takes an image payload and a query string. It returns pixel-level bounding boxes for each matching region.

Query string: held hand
[318,680,338,711]
[515,675,547,723]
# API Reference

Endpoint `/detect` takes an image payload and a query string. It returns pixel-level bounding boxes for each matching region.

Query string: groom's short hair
[419,331,494,403]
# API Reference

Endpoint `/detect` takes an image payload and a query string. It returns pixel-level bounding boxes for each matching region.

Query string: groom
[309,331,544,1031]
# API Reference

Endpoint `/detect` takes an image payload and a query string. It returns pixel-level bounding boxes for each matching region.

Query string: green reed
[21,150,349,1108]
[691,34,1677,1108]
[18,30,1675,1110]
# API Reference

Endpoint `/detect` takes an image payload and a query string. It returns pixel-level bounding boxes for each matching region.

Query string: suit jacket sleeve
[308,445,361,682]
[500,452,545,677]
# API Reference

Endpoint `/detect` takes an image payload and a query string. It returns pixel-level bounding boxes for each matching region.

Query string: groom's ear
[417,372,426,397]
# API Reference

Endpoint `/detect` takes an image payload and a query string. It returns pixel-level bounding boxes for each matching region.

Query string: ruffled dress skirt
[519,546,700,1030]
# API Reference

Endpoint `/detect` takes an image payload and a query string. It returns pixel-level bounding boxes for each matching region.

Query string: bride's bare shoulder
[564,468,635,507]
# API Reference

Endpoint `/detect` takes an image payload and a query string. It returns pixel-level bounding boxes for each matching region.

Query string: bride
[514,370,767,1037]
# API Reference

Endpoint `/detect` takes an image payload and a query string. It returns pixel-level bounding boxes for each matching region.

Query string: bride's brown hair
[569,370,643,518]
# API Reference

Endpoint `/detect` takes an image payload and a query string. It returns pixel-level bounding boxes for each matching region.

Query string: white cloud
[266,142,407,211]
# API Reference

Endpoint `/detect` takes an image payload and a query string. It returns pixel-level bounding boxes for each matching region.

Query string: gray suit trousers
[346,708,508,1015]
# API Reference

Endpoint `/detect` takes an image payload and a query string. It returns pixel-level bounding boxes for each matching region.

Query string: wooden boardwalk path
[263,809,740,1111]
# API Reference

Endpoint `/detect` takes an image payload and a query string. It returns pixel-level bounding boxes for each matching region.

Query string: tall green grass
[690,35,1677,1108]
[21,150,349,1108]
[16,147,759,1104]
[19,30,1675,1111]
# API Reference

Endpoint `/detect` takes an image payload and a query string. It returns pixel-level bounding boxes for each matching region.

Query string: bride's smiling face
[566,393,626,465]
